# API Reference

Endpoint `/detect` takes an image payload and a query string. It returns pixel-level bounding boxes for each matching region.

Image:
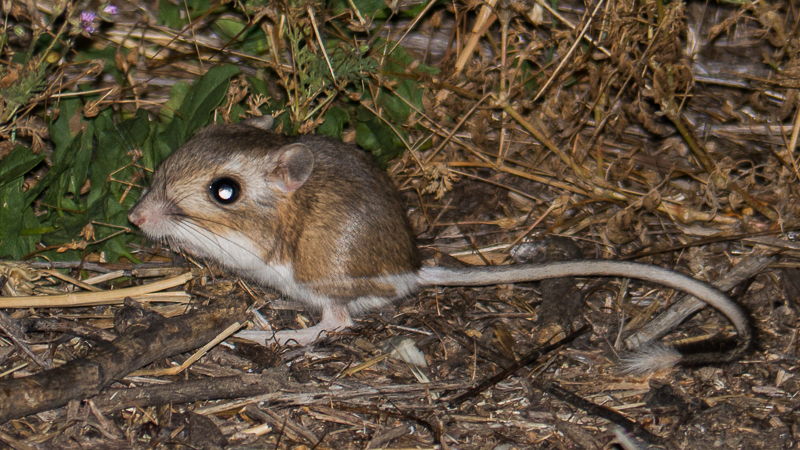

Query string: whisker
[134,188,299,291]
[169,190,194,208]
[199,225,295,289]
[176,219,296,288]
[176,214,242,233]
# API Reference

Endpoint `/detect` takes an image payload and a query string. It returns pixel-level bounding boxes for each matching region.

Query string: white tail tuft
[620,344,682,375]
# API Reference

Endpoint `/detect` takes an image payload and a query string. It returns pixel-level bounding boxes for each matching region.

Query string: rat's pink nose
[128,209,146,226]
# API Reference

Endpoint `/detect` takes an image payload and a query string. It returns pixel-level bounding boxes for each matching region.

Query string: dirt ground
[1,0,800,447]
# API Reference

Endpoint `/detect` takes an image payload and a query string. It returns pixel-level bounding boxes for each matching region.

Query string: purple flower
[79,11,97,33]
[80,11,96,23]
[77,5,116,34]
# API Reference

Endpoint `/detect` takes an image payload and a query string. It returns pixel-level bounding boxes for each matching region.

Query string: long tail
[418,260,751,373]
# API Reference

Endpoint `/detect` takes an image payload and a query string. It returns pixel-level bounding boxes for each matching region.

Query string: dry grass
[1,0,799,448]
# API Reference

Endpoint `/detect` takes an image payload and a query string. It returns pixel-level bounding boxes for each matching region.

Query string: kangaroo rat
[129,117,751,373]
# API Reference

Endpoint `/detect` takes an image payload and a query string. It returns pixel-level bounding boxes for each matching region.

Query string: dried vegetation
[1,0,800,448]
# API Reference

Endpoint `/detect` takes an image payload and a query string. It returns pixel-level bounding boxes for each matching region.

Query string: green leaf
[75,46,122,82]
[158,0,184,28]
[247,75,270,97]
[380,89,410,124]
[396,78,425,111]
[39,119,96,210]
[25,132,83,206]
[185,0,212,17]
[381,40,439,76]
[356,121,379,151]
[229,104,248,123]
[115,109,157,168]
[400,0,437,16]
[0,145,44,187]
[318,106,350,139]
[49,97,84,151]
[88,112,140,208]
[215,18,246,41]
[347,0,389,18]
[0,62,47,118]
[161,65,241,149]
[356,118,405,168]
[68,128,95,199]
[0,177,36,259]
[159,81,190,124]
[177,65,241,135]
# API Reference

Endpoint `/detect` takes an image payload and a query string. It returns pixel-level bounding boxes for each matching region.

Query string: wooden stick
[0,273,192,308]
[0,295,247,424]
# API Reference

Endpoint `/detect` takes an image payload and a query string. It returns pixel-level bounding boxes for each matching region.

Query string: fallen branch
[625,246,779,350]
[0,295,248,423]
[88,370,290,415]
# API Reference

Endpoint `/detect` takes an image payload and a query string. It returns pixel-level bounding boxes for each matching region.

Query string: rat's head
[128,120,313,267]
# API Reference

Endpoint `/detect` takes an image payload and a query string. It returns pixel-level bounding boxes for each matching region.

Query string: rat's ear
[268,144,314,192]
[242,115,274,131]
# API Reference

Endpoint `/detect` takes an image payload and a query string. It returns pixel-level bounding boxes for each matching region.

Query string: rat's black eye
[210,177,240,204]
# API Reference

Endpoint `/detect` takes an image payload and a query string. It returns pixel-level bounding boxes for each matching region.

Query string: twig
[533,0,607,102]
[131,321,243,376]
[0,296,248,423]
[667,101,778,222]
[0,311,51,369]
[448,324,590,406]
[454,0,498,75]
[529,377,664,447]
[0,272,192,308]
[625,246,779,350]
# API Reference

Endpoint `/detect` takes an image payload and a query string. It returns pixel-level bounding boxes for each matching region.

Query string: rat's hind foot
[235,305,354,346]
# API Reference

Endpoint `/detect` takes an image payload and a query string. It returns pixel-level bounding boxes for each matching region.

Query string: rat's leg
[273,304,354,345]
[236,304,354,346]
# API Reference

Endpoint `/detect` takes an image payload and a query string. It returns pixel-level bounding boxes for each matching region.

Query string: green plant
[0,0,437,262]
